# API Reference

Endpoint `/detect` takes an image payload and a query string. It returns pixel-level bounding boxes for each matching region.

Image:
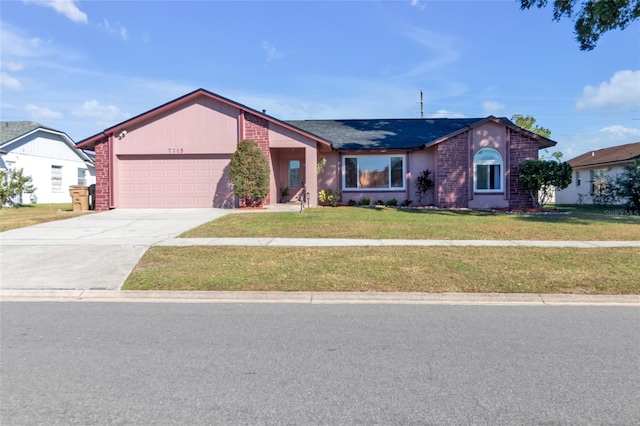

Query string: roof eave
[570,155,640,169]
[3,126,94,163]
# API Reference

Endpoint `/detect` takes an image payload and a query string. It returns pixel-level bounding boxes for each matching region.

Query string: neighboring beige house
[555,141,640,205]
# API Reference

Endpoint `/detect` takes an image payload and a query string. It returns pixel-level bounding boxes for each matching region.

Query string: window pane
[78,168,87,185]
[475,149,501,163]
[490,165,501,190]
[390,157,403,188]
[289,160,300,187]
[345,158,358,188]
[358,157,389,188]
[52,166,62,191]
[476,165,488,190]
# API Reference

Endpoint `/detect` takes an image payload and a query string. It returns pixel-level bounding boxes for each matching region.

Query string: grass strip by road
[124,246,640,294]
[0,203,90,232]
[181,205,640,241]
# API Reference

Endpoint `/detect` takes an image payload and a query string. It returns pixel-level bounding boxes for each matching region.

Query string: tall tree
[519,0,640,50]
[511,114,552,138]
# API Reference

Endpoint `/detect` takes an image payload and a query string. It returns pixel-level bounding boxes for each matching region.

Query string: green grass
[124,246,640,294]
[0,203,91,232]
[181,205,640,241]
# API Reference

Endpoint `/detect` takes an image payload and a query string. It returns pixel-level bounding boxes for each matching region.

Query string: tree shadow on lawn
[391,207,498,218]
[389,204,640,226]
[518,205,640,225]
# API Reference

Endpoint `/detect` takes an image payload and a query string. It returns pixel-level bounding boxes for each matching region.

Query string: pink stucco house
[75,88,556,210]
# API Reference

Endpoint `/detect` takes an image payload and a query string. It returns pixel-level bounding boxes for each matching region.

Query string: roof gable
[75,88,332,149]
[1,121,47,144]
[569,141,640,168]
[0,121,94,165]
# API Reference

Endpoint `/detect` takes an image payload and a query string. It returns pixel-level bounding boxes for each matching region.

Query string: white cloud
[99,19,128,41]
[23,0,88,24]
[483,101,505,116]
[410,0,426,10]
[0,26,52,58]
[4,62,25,71]
[559,124,640,159]
[73,100,129,122]
[600,125,640,138]
[432,109,466,118]
[25,104,64,120]
[0,72,23,90]
[262,41,283,62]
[576,70,640,110]
[400,26,459,78]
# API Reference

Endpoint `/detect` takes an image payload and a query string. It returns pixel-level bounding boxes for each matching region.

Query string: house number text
[168,148,184,154]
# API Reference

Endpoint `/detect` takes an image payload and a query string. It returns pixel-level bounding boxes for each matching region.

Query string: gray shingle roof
[286,117,517,150]
[0,121,47,145]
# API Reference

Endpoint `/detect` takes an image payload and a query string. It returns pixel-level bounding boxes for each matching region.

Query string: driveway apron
[0,209,230,290]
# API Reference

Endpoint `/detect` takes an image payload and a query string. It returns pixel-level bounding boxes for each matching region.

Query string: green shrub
[229,139,270,207]
[614,160,640,211]
[385,198,398,206]
[360,197,371,206]
[0,168,35,207]
[318,189,340,207]
[348,199,357,206]
[415,169,434,205]
[401,199,413,207]
[519,159,572,208]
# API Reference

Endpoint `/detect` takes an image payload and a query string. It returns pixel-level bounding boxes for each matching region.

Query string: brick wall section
[436,132,470,208]
[242,112,271,205]
[509,131,539,208]
[94,139,110,211]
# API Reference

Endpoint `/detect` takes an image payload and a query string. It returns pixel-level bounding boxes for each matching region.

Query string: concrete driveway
[0,209,231,290]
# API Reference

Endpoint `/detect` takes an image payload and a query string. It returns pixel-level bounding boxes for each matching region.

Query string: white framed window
[576,171,581,187]
[343,155,405,190]
[590,169,607,195]
[78,168,87,185]
[474,148,503,192]
[289,160,300,187]
[51,165,63,191]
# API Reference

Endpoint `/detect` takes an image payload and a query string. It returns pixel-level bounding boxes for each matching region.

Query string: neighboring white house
[555,141,640,205]
[0,121,95,204]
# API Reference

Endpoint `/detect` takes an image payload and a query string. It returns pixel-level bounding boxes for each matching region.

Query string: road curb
[1,290,639,306]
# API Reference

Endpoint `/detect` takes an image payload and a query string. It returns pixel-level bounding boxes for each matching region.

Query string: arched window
[474,148,503,191]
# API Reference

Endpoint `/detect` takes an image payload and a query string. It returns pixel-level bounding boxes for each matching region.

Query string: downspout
[406,150,411,203]
[238,109,245,141]
[505,128,511,201]
[468,127,473,203]
[109,132,115,208]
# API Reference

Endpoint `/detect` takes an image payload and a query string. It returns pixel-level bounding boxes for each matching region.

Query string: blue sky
[1,0,639,159]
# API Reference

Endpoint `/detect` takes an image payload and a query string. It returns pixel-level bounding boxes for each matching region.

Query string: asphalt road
[1,302,639,425]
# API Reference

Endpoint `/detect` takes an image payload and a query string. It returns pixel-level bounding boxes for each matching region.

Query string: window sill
[474,191,504,195]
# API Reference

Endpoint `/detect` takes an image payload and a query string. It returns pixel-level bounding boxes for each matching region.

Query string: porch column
[305,146,318,207]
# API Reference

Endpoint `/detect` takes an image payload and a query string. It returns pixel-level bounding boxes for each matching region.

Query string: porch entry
[273,148,305,203]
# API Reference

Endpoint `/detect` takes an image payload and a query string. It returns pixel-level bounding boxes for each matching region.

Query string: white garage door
[117,155,232,208]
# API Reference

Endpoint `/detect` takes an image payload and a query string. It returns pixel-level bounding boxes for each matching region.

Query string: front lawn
[181,205,640,241]
[124,246,640,294]
[0,203,90,232]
